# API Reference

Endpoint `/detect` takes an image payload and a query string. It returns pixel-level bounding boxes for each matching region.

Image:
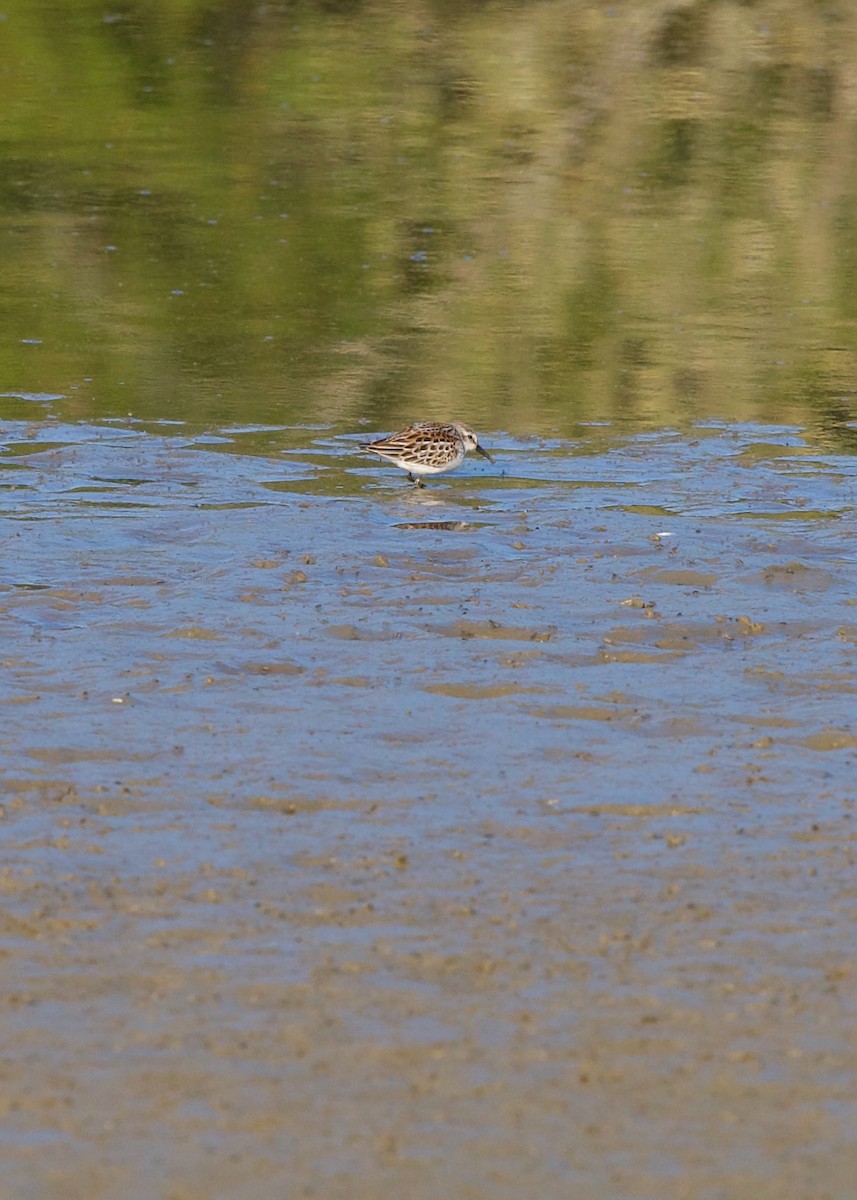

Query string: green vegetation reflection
[1,0,857,445]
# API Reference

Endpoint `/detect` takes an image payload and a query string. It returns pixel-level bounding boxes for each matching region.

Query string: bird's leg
[415,477,425,488]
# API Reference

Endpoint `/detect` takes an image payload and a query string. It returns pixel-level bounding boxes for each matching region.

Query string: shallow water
[3,416,855,824]
[2,413,857,1195]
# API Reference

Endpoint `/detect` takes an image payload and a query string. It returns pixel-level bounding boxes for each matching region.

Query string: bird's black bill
[475,445,494,462]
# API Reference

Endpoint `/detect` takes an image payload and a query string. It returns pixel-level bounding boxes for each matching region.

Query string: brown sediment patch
[760,562,836,591]
[245,794,366,814]
[423,683,551,700]
[598,648,681,663]
[797,730,857,751]
[730,714,803,729]
[636,568,720,588]
[326,624,403,641]
[0,778,83,805]
[564,802,704,817]
[24,747,157,765]
[601,624,663,646]
[747,667,857,697]
[733,442,818,464]
[96,575,167,586]
[814,674,857,695]
[426,620,557,642]
[164,625,223,639]
[394,520,483,531]
[528,703,644,726]
[218,659,304,676]
[602,618,770,655]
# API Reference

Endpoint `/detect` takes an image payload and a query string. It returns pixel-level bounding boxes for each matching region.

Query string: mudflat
[1,421,855,1198]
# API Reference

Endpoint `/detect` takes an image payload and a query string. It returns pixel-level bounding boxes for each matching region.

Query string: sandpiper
[360,421,494,486]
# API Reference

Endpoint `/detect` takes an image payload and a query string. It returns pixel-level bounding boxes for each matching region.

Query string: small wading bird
[360,421,494,486]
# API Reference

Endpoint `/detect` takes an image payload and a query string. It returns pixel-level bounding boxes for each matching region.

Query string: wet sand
[1,420,856,1198]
